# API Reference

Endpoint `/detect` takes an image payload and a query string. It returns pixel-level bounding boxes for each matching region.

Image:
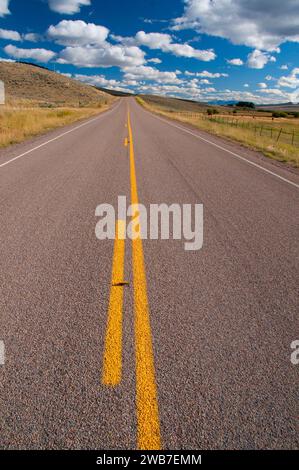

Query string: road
[0,97,298,450]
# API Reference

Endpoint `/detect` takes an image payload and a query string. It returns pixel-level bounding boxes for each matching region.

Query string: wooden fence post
[277,128,282,142]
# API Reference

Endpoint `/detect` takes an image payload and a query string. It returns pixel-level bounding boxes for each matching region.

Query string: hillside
[138,94,219,113]
[0,62,112,107]
[97,86,133,97]
[257,103,299,112]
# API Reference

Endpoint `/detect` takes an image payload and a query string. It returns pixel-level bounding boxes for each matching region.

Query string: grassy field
[0,103,110,148]
[0,61,115,148]
[0,62,110,108]
[137,96,299,167]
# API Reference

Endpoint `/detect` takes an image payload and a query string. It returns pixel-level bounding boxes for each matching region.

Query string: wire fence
[172,112,299,148]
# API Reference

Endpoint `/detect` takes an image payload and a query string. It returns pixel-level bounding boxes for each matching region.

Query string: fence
[0,80,4,105]
[172,112,299,148]
[207,116,299,147]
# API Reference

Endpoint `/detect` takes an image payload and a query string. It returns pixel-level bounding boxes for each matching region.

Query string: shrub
[236,101,255,109]
[272,111,288,118]
[207,108,219,115]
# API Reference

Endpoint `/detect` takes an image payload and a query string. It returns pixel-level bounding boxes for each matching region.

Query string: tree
[236,101,255,109]
[207,108,219,115]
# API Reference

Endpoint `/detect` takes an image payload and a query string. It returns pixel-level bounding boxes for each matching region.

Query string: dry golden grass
[0,104,109,148]
[0,61,116,148]
[0,62,111,108]
[137,97,299,167]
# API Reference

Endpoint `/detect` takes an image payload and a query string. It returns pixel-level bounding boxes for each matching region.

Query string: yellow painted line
[127,109,162,450]
[124,137,128,147]
[102,220,126,386]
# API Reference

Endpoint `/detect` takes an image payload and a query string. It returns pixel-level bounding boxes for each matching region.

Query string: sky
[0,0,298,104]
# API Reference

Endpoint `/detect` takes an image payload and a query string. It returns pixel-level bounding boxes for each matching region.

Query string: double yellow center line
[102,220,125,386]
[102,107,162,450]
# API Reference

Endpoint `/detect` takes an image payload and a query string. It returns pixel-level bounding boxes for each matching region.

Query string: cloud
[148,58,162,64]
[280,64,288,70]
[258,82,267,89]
[163,42,216,61]
[58,44,145,68]
[23,33,42,43]
[172,0,299,51]
[48,0,91,15]
[73,73,122,88]
[136,31,171,49]
[0,57,15,62]
[116,30,216,61]
[227,58,243,66]
[0,0,10,17]
[196,70,228,78]
[48,20,109,46]
[277,68,299,89]
[247,49,276,69]
[137,82,204,100]
[259,87,291,98]
[0,29,43,43]
[244,83,249,87]
[123,65,182,84]
[0,28,22,41]
[4,44,56,62]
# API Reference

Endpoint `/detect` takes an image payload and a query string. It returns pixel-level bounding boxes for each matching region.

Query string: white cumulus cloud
[23,33,42,43]
[278,68,299,89]
[0,28,21,41]
[48,0,91,15]
[123,65,182,84]
[172,0,299,51]
[136,31,171,49]
[4,44,56,62]
[58,44,145,68]
[48,20,109,46]
[196,70,228,78]
[247,49,276,69]
[0,0,10,17]
[227,58,243,66]
[116,30,216,61]
[148,58,162,64]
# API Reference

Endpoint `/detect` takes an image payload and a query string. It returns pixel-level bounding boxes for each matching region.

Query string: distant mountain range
[208,100,299,108]
[208,100,237,106]
[96,87,134,97]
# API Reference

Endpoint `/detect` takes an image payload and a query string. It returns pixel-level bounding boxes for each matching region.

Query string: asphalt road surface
[0,98,298,450]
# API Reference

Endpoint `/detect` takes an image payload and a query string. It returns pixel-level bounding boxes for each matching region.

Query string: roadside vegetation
[136,97,299,167]
[0,102,110,148]
[0,61,115,148]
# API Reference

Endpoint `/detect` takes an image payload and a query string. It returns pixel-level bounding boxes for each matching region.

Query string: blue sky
[0,0,298,103]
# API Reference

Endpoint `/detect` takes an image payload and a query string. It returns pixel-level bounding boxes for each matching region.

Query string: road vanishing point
[0,98,298,450]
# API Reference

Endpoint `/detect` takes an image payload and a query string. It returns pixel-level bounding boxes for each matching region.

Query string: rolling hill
[138,94,221,113]
[0,61,112,107]
[96,86,134,97]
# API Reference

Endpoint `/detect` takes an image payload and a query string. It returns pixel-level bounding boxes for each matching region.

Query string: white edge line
[0,100,122,170]
[143,107,299,190]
